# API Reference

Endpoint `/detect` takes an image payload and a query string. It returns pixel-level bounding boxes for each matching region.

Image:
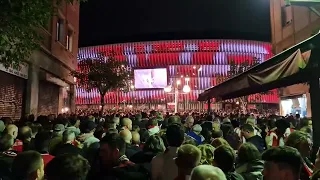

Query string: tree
[71,53,133,115]
[0,0,85,68]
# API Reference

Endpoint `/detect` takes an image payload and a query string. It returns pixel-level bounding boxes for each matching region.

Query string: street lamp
[164,77,191,113]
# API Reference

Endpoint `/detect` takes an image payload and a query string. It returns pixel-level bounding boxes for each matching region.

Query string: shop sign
[0,63,28,79]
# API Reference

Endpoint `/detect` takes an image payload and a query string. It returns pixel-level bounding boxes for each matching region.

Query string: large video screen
[134,68,168,89]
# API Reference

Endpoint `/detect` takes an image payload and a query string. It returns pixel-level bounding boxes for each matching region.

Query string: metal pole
[174,88,179,113]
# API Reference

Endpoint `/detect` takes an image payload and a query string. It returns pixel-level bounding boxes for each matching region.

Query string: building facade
[0,2,80,119]
[77,40,278,111]
[270,0,320,117]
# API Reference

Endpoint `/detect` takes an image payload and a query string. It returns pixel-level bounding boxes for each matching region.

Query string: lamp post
[164,77,191,113]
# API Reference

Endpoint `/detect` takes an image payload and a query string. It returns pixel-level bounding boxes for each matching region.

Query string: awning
[198,33,320,101]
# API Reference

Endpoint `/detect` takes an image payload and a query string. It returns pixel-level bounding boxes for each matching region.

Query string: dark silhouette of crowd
[0,110,317,180]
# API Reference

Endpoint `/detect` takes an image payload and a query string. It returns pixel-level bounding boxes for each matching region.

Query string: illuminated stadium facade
[77,40,278,110]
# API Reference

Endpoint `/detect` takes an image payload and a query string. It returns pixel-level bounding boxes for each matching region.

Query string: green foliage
[71,53,133,103]
[0,0,85,68]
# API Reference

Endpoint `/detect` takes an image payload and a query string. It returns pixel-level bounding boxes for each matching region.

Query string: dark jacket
[0,151,17,179]
[125,144,141,159]
[236,160,264,180]
[246,135,265,152]
[130,151,157,164]
[52,143,83,156]
[225,172,245,180]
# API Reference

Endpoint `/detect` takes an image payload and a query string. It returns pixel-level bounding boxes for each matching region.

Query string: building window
[281,6,292,27]
[66,30,73,52]
[56,18,64,43]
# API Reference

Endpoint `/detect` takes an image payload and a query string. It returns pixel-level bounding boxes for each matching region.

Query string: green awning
[198,33,320,101]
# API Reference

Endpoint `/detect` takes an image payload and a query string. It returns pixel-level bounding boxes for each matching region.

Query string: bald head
[191,165,226,180]
[185,116,194,128]
[19,126,32,141]
[121,118,132,130]
[131,131,140,145]
[119,129,132,144]
[6,124,18,139]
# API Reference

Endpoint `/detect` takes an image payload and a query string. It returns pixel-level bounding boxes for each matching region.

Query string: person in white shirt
[151,124,185,180]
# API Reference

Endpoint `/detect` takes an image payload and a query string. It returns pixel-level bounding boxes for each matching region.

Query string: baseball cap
[54,124,65,131]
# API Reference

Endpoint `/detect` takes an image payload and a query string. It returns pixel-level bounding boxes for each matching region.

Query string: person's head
[211,138,229,148]
[12,151,44,180]
[168,116,181,125]
[30,123,42,138]
[63,129,76,144]
[192,124,202,135]
[300,118,312,129]
[285,131,312,158]
[275,119,290,136]
[166,124,185,147]
[0,120,5,133]
[132,125,140,132]
[80,121,96,134]
[143,135,165,154]
[185,116,195,128]
[18,126,33,141]
[213,145,236,173]
[119,129,132,144]
[69,116,80,127]
[34,131,51,153]
[5,124,18,139]
[262,146,302,180]
[112,117,120,126]
[175,144,201,173]
[131,131,140,145]
[212,121,221,131]
[237,143,261,165]
[197,144,215,165]
[121,118,132,130]
[191,165,226,180]
[0,134,14,151]
[147,118,158,129]
[53,124,65,137]
[201,129,213,144]
[241,123,255,139]
[246,117,256,126]
[46,154,90,180]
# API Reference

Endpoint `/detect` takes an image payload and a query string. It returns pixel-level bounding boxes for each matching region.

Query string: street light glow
[176,80,181,85]
[183,85,191,93]
[164,86,172,92]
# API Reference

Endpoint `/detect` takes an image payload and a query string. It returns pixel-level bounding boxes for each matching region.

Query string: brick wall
[0,71,26,120]
[38,81,59,115]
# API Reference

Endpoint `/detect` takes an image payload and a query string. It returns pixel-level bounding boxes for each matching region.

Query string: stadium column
[25,64,39,117]
[309,42,320,151]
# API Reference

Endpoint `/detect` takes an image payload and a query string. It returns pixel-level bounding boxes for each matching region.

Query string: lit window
[66,30,73,52]
[56,18,64,43]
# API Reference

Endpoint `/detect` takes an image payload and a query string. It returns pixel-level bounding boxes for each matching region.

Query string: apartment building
[270,0,320,117]
[0,2,80,119]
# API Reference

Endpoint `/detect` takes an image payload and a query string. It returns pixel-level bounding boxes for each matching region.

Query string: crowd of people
[0,110,317,180]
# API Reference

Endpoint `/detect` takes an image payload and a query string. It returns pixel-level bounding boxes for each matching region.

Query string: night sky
[79,0,271,47]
